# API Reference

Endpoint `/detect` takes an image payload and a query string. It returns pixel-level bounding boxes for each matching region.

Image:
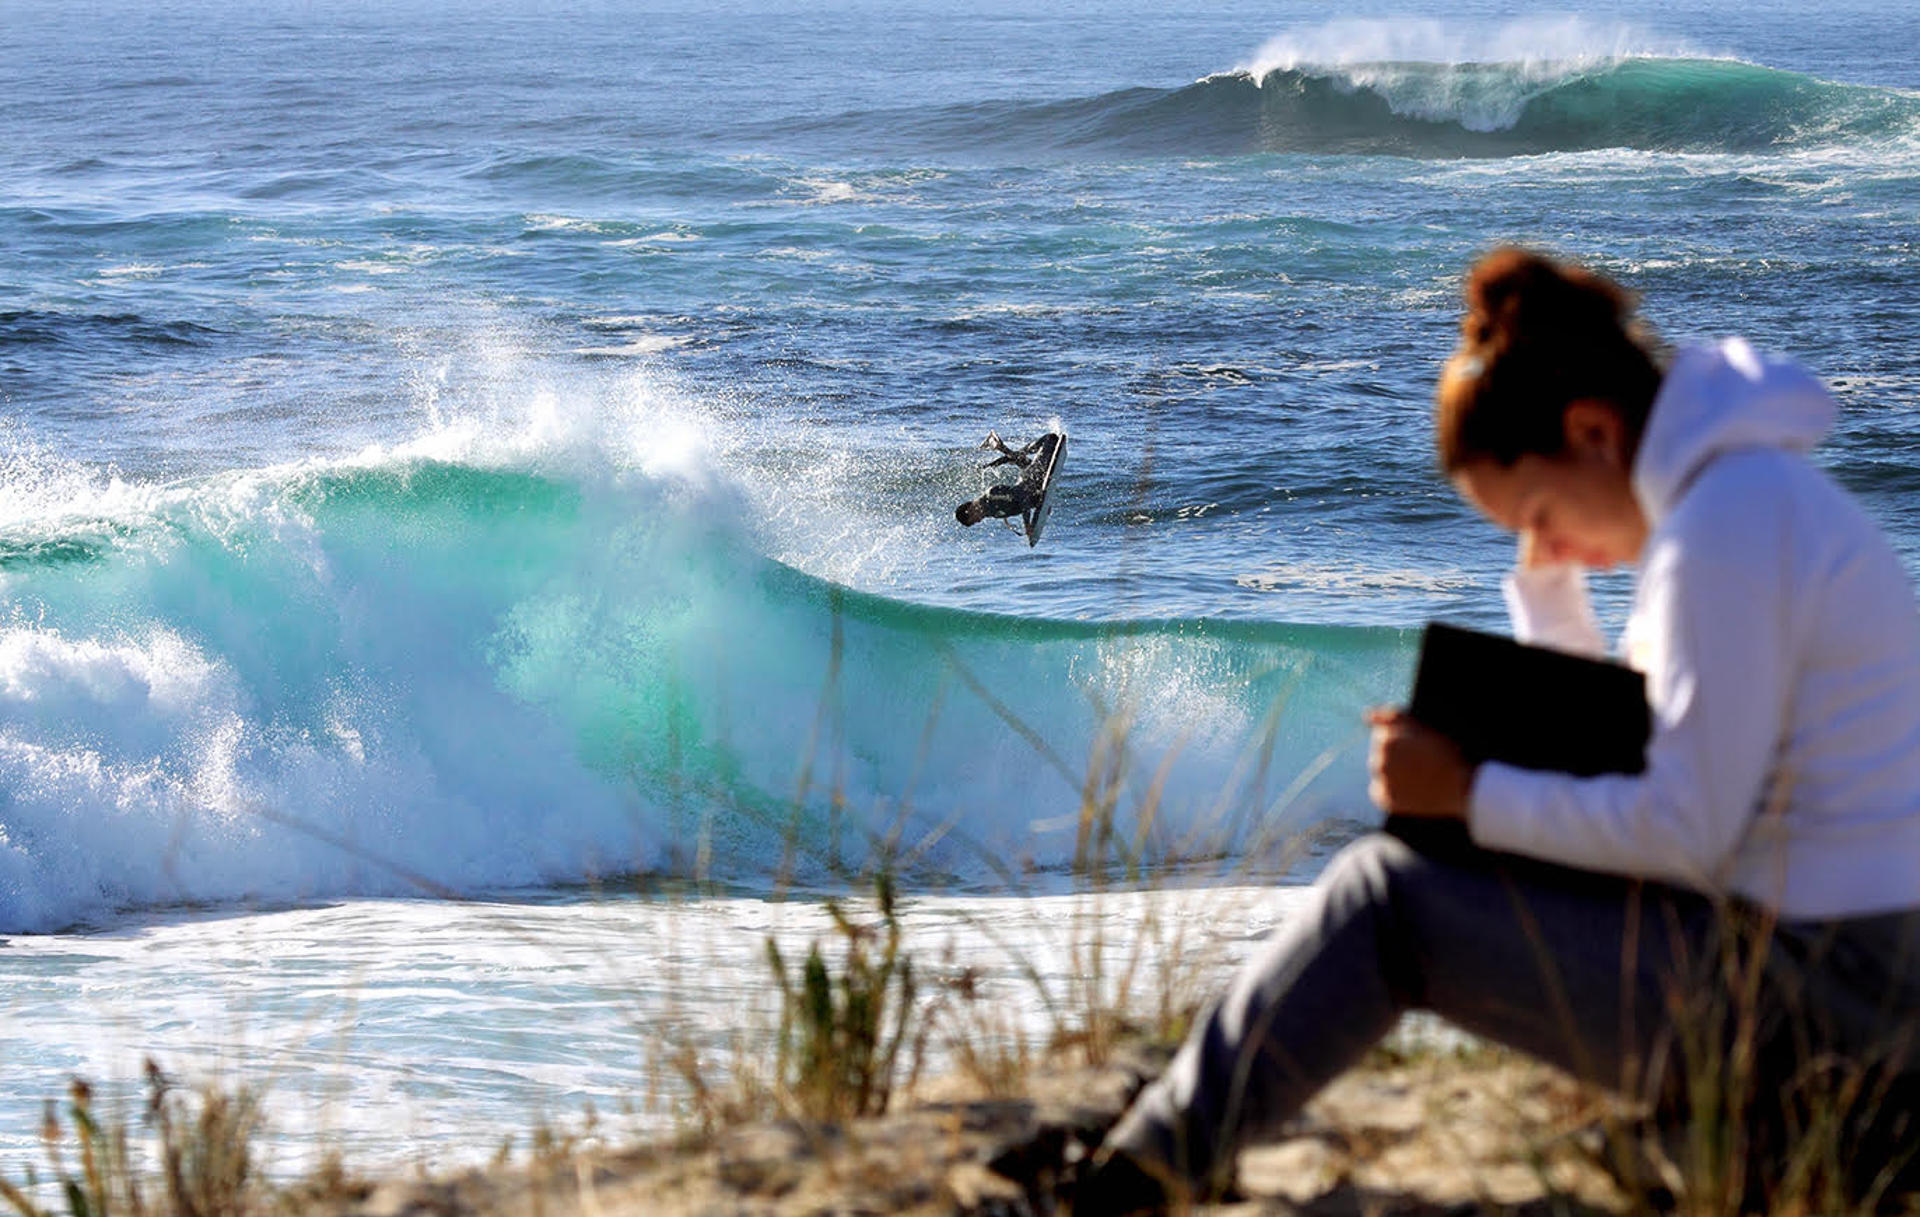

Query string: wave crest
[1235,15,1690,84]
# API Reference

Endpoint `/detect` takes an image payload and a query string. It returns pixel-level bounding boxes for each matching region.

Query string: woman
[1079,249,1920,1214]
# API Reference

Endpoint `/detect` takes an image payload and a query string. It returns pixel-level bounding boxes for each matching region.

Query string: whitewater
[3,0,1919,1178]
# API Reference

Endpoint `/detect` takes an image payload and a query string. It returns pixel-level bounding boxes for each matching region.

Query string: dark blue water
[0,0,1917,931]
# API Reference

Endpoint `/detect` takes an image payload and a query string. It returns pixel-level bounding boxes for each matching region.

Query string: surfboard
[1022,428,1066,547]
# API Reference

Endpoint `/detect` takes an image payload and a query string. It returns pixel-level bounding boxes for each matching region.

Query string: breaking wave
[785,21,1920,160]
[0,439,1409,932]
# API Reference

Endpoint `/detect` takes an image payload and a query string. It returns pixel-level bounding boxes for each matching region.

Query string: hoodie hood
[1631,339,1837,523]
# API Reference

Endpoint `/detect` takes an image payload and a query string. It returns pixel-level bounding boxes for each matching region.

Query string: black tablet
[1409,621,1650,776]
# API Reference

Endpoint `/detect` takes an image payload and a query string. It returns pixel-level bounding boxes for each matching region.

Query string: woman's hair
[1435,247,1665,472]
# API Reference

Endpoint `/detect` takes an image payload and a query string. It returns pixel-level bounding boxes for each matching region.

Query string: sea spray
[1226,15,1674,137]
[1233,15,1696,99]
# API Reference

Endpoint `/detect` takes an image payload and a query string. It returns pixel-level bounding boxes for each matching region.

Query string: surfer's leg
[1096,832,1716,1196]
[980,431,1026,460]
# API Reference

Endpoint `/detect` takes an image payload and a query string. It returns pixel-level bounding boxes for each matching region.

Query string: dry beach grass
[10,875,1920,1217]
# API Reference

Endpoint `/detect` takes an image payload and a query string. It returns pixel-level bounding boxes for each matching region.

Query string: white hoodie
[1467,339,1920,919]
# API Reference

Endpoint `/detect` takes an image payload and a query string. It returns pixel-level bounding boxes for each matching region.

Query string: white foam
[784,177,879,206]
[570,335,684,357]
[1236,16,1697,79]
[95,263,164,279]
[1235,559,1481,597]
[1229,16,1706,131]
[333,259,410,274]
[522,213,608,233]
[0,421,153,531]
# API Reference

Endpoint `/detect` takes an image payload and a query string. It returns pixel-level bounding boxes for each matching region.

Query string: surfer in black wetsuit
[955,431,1060,527]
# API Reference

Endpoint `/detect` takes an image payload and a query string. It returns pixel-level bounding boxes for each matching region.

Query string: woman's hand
[1517,529,1545,570]
[1366,707,1474,819]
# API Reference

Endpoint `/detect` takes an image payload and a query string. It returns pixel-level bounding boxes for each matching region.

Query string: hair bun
[1436,246,1664,472]
[1462,247,1632,350]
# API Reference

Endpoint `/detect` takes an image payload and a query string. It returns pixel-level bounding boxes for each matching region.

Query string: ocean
[2,0,1917,1176]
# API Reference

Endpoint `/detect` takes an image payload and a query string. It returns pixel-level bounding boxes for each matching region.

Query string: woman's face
[1450,401,1649,570]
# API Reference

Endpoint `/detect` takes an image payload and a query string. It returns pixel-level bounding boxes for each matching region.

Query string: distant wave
[796,57,1920,160]
[0,447,1407,931]
[0,309,220,351]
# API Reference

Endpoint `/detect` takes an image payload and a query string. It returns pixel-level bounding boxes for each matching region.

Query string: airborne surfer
[954,430,1062,529]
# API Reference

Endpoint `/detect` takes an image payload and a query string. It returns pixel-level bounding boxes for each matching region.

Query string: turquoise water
[2,0,1918,1174]
[0,449,1404,930]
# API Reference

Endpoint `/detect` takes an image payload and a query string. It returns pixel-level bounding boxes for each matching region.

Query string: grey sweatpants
[1104,831,1920,1194]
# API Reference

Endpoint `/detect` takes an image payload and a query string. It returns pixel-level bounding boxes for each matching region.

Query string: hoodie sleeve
[1469,462,1791,890]
[1503,564,1609,659]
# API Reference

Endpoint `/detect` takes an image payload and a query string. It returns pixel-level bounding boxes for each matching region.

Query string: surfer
[954,431,1061,527]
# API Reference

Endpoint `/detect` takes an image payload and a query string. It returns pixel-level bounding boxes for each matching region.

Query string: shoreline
[3,879,1645,1217]
[0,880,1329,1181]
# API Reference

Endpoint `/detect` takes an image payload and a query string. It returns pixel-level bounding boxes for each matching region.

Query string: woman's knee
[1316,831,1428,905]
